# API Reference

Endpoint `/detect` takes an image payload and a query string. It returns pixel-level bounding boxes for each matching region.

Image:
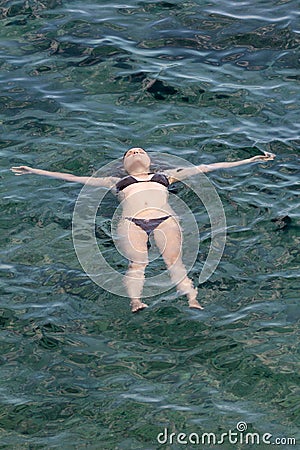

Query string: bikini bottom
[125,215,172,236]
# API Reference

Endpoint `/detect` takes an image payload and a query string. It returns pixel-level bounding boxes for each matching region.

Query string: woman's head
[123,148,151,174]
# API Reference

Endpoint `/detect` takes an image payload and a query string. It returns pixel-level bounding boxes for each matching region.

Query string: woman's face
[123,148,151,173]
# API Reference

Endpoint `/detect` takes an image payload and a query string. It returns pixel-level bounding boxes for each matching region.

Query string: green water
[1,0,299,448]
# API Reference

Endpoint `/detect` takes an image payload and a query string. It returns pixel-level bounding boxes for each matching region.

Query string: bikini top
[116,173,169,193]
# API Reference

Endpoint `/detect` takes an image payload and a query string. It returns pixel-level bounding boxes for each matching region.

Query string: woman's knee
[128,261,148,273]
[163,252,182,268]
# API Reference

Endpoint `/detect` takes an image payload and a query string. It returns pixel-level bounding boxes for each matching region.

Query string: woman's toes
[131,301,148,313]
[189,299,204,310]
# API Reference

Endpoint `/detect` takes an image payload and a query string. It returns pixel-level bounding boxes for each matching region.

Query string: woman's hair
[122,150,129,160]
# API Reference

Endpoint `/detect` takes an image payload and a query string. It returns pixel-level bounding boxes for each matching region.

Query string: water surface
[0,0,299,448]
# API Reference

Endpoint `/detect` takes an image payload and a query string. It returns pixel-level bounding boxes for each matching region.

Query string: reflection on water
[1,0,299,447]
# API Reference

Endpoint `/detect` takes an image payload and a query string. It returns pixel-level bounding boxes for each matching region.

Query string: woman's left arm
[165,152,276,183]
[10,165,120,188]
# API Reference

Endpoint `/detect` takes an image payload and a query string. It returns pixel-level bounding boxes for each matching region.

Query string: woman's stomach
[119,184,174,218]
[121,204,175,219]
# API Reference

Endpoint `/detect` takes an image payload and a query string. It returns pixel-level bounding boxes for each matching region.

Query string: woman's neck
[128,170,150,176]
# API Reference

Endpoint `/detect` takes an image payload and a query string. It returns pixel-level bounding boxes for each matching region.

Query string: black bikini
[116,173,172,235]
[116,173,169,192]
[125,215,171,236]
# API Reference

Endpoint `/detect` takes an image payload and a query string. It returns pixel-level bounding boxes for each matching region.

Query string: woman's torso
[116,173,175,219]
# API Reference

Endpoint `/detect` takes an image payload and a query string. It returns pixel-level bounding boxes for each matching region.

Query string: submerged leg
[153,217,203,309]
[125,261,149,312]
[117,219,149,312]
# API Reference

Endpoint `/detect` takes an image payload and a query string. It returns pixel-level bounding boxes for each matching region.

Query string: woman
[11,148,275,312]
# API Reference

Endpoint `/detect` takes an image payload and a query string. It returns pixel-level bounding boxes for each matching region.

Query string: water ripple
[1,0,299,448]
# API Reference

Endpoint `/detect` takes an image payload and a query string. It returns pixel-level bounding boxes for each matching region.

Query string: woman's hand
[10,165,36,175]
[250,151,276,162]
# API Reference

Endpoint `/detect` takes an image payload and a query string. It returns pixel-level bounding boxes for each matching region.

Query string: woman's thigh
[117,219,149,264]
[153,216,183,264]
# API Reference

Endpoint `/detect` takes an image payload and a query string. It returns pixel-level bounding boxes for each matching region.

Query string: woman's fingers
[262,151,276,160]
[252,152,276,162]
[10,166,32,175]
[10,167,24,175]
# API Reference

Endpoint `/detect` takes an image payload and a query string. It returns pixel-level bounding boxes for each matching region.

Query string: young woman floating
[11,148,275,312]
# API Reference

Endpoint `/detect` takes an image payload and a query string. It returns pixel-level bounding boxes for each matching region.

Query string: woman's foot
[131,300,148,313]
[189,299,204,310]
[187,287,203,310]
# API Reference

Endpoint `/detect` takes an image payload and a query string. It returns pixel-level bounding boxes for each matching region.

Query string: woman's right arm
[10,166,120,188]
[164,152,276,183]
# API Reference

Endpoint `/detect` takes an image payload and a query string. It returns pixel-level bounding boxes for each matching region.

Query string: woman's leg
[153,217,203,309]
[117,219,149,312]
